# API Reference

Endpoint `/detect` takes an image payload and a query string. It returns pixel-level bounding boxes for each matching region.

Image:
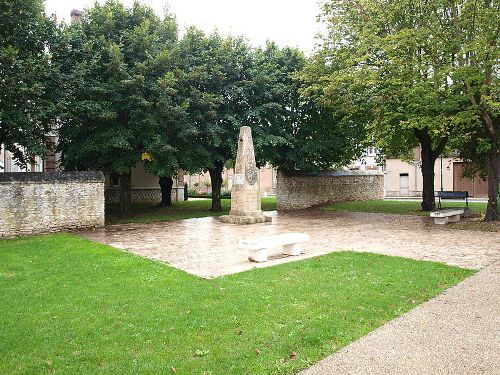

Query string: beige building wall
[385,157,456,197]
[104,162,184,204]
[130,163,160,188]
[104,162,181,189]
[0,144,44,172]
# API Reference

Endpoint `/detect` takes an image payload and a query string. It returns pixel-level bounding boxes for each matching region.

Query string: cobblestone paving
[79,211,500,278]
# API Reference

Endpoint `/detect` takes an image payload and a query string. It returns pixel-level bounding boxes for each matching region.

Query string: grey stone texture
[0,172,104,237]
[78,210,499,278]
[277,170,384,210]
[105,187,184,205]
[221,126,270,224]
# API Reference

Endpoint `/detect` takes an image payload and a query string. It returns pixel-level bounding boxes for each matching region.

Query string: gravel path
[299,260,500,375]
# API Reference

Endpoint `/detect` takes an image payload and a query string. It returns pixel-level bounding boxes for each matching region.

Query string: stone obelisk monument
[220,126,271,224]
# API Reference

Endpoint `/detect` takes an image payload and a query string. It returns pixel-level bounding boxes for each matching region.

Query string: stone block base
[220,215,272,225]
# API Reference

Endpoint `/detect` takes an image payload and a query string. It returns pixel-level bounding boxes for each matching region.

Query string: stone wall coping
[0,171,104,184]
[282,170,384,177]
[319,170,384,177]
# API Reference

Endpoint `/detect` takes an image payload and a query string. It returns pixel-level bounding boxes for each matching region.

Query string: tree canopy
[174,28,254,210]
[307,0,499,216]
[56,0,179,216]
[8,0,493,218]
[251,42,366,175]
[0,0,62,165]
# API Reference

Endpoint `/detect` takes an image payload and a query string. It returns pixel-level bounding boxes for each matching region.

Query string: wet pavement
[78,210,500,278]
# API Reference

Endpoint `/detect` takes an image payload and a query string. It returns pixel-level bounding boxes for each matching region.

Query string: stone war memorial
[220,126,272,225]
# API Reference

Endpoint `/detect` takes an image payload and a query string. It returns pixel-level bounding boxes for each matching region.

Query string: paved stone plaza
[79,210,500,278]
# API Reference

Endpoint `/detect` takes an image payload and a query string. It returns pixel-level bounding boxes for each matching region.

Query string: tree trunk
[485,150,499,221]
[209,161,224,211]
[415,131,436,211]
[158,176,173,207]
[119,172,132,218]
[420,147,436,211]
[413,129,449,212]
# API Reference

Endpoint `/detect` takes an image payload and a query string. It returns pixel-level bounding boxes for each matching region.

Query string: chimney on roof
[70,9,83,24]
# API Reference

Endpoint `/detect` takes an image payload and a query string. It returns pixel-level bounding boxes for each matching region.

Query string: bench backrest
[437,191,469,199]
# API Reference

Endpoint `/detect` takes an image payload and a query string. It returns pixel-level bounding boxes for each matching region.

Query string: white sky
[44,0,324,53]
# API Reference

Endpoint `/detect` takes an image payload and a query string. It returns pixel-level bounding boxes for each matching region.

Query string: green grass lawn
[324,199,487,216]
[0,234,473,374]
[107,197,277,224]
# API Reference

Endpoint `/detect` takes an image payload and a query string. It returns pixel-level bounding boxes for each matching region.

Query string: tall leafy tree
[251,42,366,174]
[57,0,178,217]
[449,0,499,221]
[313,0,499,218]
[177,28,253,211]
[141,63,194,207]
[0,0,62,166]
[308,0,474,211]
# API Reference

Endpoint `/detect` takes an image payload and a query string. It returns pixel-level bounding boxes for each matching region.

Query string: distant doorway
[399,173,409,196]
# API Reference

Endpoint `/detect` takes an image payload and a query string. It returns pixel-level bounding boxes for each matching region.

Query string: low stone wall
[105,187,184,205]
[0,172,104,238]
[277,170,384,210]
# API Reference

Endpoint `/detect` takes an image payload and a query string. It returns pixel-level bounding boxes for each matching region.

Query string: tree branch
[432,136,449,160]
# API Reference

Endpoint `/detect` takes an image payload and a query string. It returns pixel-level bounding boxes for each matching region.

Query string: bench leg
[282,243,303,256]
[433,217,449,225]
[249,248,268,263]
[448,214,461,223]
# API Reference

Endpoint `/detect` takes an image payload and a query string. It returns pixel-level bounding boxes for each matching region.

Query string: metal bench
[238,233,310,263]
[436,191,469,209]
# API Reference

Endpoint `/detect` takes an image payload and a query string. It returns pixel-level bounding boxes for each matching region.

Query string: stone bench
[430,208,465,225]
[238,233,310,262]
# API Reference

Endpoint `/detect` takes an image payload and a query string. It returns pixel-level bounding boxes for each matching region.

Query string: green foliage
[175,28,254,173]
[0,234,472,373]
[0,0,62,165]
[173,33,364,178]
[57,0,179,175]
[309,0,470,156]
[251,43,366,174]
[446,1,499,181]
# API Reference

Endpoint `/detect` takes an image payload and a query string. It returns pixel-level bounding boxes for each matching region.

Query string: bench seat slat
[437,191,469,199]
[430,208,465,217]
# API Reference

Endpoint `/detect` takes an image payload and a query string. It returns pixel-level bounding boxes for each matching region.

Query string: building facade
[385,148,488,198]
[104,163,185,204]
[3,141,488,200]
[348,146,384,171]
